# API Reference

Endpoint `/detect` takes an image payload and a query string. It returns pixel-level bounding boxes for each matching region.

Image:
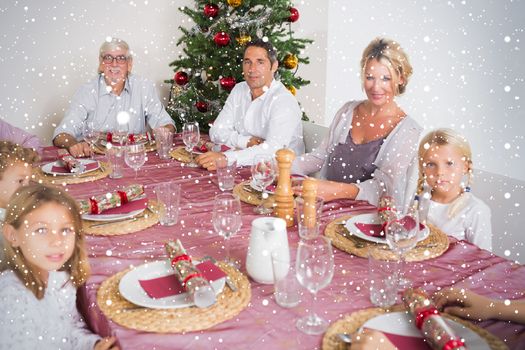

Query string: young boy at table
[416,128,492,251]
[0,141,39,267]
[0,184,119,350]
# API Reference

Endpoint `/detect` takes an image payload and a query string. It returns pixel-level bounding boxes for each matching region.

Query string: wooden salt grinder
[302,178,318,229]
[273,148,295,227]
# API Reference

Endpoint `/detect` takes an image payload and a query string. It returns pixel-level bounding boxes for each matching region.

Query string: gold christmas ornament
[286,85,296,95]
[283,54,298,69]
[236,34,252,46]
[227,0,242,8]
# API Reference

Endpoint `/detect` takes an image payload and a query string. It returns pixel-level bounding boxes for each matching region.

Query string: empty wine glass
[295,236,334,335]
[182,122,200,167]
[212,193,242,267]
[83,121,99,157]
[124,143,146,180]
[250,154,277,214]
[385,200,419,290]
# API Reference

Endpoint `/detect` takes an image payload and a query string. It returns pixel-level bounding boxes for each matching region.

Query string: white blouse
[427,194,493,251]
[0,270,100,350]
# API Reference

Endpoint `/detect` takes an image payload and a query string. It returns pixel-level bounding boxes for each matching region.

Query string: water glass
[295,196,324,239]
[182,122,200,167]
[216,158,236,191]
[106,144,123,179]
[153,127,174,160]
[385,200,419,290]
[154,181,181,226]
[272,250,302,308]
[368,245,398,307]
[212,193,242,267]
[295,236,334,335]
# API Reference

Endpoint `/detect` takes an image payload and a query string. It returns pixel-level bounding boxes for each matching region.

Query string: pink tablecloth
[51,145,525,350]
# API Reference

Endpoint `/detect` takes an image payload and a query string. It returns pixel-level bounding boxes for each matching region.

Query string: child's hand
[94,336,119,350]
[433,288,495,321]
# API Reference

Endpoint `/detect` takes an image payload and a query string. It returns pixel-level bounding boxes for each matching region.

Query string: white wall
[326,0,525,181]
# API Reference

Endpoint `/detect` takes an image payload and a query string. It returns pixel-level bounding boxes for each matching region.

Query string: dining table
[40,138,525,350]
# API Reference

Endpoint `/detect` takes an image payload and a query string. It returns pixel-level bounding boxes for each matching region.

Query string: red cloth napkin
[379,329,430,349]
[51,161,99,174]
[92,197,149,215]
[355,222,386,238]
[139,260,227,299]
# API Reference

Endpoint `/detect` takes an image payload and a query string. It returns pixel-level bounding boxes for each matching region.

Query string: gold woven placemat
[96,262,252,333]
[322,307,508,350]
[324,215,449,262]
[83,200,160,236]
[93,141,157,155]
[34,161,111,185]
[170,146,194,163]
[233,180,275,207]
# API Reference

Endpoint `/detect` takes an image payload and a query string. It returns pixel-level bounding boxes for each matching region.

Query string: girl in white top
[417,128,492,251]
[292,38,421,208]
[0,184,119,350]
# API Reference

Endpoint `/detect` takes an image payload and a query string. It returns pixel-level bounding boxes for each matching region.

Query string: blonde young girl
[417,128,492,251]
[0,184,118,350]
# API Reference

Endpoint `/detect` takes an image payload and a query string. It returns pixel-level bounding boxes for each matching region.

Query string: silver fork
[202,255,238,292]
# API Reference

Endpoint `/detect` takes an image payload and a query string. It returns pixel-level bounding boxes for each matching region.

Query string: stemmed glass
[295,236,334,335]
[124,143,146,180]
[250,154,277,214]
[182,122,200,167]
[83,121,99,157]
[212,193,242,267]
[384,202,419,290]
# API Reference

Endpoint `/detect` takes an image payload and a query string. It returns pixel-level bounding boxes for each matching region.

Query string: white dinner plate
[82,208,145,222]
[118,260,226,309]
[362,312,490,349]
[41,159,100,176]
[344,213,429,244]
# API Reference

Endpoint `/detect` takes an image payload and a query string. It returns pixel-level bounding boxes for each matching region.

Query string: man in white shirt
[196,39,304,170]
[53,38,175,157]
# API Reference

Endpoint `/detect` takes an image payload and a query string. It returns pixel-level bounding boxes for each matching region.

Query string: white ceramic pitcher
[246,217,290,284]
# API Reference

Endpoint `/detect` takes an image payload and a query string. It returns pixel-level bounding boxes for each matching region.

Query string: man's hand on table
[68,141,93,158]
[247,136,264,147]
[196,151,226,171]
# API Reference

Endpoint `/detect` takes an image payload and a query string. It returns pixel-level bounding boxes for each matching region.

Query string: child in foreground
[417,128,492,251]
[0,184,118,350]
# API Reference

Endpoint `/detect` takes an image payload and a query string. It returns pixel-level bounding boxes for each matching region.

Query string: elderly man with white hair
[53,37,175,157]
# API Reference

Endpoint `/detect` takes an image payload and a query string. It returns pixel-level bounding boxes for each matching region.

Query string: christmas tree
[166,0,312,132]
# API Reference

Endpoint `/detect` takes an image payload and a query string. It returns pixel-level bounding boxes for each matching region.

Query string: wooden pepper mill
[301,178,318,229]
[273,148,295,227]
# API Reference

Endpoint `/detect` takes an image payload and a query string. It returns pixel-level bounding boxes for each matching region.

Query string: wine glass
[295,236,334,335]
[124,143,146,180]
[212,193,242,267]
[385,201,419,290]
[182,122,200,167]
[83,121,99,157]
[250,154,277,214]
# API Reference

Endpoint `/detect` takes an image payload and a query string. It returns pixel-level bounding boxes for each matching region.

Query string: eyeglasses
[101,54,129,64]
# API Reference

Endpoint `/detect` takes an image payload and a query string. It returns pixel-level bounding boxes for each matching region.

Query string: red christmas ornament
[288,7,300,22]
[195,101,209,113]
[203,4,219,18]
[214,31,230,47]
[174,71,189,86]
[219,76,236,91]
